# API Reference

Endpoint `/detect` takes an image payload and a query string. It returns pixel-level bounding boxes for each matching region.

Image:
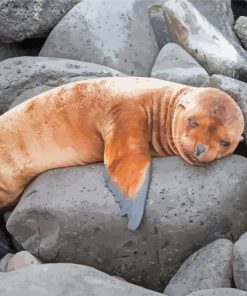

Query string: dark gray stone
[6,155,247,291]
[233,232,247,290]
[186,288,247,296]
[208,74,247,147]
[164,239,233,296]
[0,0,80,43]
[0,56,124,114]
[234,16,247,50]
[163,0,247,80]
[0,263,164,295]
[39,0,159,76]
[151,43,209,87]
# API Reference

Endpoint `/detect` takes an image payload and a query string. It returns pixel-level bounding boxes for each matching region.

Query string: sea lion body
[0,77,244,229]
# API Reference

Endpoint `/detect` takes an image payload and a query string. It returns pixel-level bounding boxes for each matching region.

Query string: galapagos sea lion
[0,77,244,230]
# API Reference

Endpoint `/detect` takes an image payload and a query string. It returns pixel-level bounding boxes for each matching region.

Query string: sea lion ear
[103,121,151,230]
[177,96,192,110]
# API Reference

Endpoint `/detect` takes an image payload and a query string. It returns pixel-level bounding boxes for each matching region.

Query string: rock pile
[0,0,246,295]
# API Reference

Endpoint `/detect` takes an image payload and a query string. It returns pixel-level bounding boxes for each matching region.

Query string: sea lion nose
[196,143,207,156]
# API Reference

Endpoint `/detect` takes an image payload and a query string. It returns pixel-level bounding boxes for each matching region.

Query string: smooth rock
[6,251,41,272]
[233,232,247,290]
[6,155,247,292]
[0,0,80,43]
[208,74,247,147]
[0,56,124,114]
[164,239,233,296]
[151,43,209,87]
[186,288,247,296]
[234,16,247,50]
[0,254,14,272]
[163,0,247,80]
[0,263,164,296]
[39,0,159,76]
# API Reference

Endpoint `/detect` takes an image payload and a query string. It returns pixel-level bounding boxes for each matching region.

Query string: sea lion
[0,77,244,230]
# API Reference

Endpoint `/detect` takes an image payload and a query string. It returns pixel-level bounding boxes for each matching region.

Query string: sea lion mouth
[178,142,208,167]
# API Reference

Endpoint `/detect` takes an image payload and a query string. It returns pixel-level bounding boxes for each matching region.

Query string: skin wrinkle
[0,77,244,209]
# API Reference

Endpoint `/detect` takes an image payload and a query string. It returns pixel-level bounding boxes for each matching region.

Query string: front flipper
[103,104,151,230]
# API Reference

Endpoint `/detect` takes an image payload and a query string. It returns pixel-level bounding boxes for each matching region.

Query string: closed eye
[220,140,230,147]
[188,118,198,127]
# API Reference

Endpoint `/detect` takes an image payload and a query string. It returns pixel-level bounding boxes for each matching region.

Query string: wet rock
[39,0,159,76]
[163,0,247,80]
[0,254,13,272]
[186,288,247,296]
[233,232,247,290]
[151,43,209,87]
[0,0,80,43]
[234,16,247,50]
[0,56,124,114]
[164,239,233,296]
[208,74,247,147]
[6,251,41,272]
[6,155,247,291]
[0,263,164,296]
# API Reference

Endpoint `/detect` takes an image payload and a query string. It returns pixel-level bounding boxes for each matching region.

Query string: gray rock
[39,0,159,76]
[0,56,124,114]
[148,4,171,49]
[0,263,163,296]
[208,74,247,146]
[164,239,233,296]
[151,43,209,87]
[186,288,247,296]
[6,155,247,291]
[0,254,13,272]
[163,0,247,80]
[6,251,41,272]
[0,0,80,43]
[234,16,247,50]
[233,232,247,290]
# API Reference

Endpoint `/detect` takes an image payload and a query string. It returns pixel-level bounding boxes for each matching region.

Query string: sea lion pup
[0,77,244,230]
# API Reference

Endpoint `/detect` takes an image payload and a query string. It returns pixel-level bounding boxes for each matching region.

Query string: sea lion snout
[195,143,207,156]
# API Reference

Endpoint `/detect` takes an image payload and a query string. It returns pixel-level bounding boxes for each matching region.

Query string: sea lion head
[172,87,245,166]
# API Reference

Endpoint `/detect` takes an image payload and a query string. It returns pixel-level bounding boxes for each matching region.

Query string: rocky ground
[0,0,247,295]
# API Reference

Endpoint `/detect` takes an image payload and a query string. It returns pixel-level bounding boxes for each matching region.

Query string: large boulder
[163,0,247,80]
[0,263,164,296]
[0,0,80,43]
[39,0,159,76]
[0,56,124,114]
[151,43,209,87]
[164,239,233,296]
[6,155,247,291]
[208,74,247,147]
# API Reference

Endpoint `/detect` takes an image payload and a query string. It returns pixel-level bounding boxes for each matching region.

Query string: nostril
[196,143,207,156]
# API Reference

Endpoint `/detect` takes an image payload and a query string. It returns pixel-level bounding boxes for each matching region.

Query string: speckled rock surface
[164,239,233,296]
[209,74,247,147]
[163,0,247,80]
[151,43,209,87]
[186,288,247,296]
[0,263,164,296]
[0,56,124,115]
[39,0,159,76]
[233,232,247,290]
[0,0,80,43]
[6,155,247,291]
[234,16,247,50]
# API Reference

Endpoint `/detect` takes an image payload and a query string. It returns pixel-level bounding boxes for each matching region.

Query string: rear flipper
[103,102,151,230]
